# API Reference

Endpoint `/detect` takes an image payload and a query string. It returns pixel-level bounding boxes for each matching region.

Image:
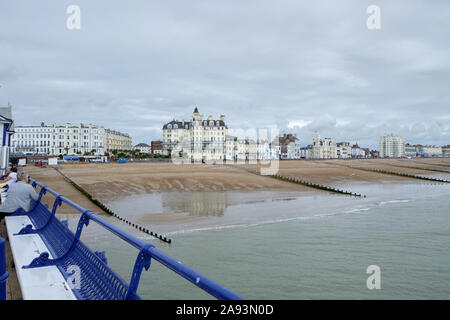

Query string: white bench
[5,215,76,300]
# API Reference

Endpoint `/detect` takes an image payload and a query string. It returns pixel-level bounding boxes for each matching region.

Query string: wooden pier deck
[0,220,22,300]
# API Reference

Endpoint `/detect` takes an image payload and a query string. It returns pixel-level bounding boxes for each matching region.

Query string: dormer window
[167,124,172,129]
[173,124,178,129]
[209,121,214,126]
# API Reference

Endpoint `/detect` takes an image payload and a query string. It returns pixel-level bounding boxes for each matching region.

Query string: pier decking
[0,222,22,300]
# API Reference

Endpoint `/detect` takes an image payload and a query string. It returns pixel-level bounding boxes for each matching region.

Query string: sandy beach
[21,158,450,219]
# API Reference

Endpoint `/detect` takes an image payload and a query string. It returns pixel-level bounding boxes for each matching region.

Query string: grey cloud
[0,0,449,148]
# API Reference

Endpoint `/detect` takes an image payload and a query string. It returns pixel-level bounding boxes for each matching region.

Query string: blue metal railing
[0,237,8,300]
[28,178,244,300]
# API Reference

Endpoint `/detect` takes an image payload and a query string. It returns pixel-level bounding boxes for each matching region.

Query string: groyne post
[0,237,9,300]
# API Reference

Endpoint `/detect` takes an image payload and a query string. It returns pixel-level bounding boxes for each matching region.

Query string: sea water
[74,181,450,299]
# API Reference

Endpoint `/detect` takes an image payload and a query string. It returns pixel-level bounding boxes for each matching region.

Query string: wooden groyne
[356,168,450,183]
[379,163,450,174]
[226,164,366,197]
[413,161,450,169]
[327,163,449,183]
[270,174,365,197]
[53,168,172,244]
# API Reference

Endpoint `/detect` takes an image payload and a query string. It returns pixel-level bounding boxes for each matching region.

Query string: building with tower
[162,107,227,162]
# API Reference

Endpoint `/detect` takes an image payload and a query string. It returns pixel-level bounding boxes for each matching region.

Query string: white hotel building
[163,108,227,162]
[379,134,405,158]
[12,122,132,156]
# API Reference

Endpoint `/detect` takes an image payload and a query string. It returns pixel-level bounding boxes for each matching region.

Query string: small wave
[344,207,372,214]
[378,199,411,206]
[163,209,374,236]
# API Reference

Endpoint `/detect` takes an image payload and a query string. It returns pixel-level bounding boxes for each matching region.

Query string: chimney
[41,122,45,127]
[220,115,225,122]
[208,115,213,120]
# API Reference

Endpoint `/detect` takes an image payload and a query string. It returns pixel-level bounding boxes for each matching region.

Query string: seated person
[0,167,18,186]
[0,167,18,202]
[0,172,39,222]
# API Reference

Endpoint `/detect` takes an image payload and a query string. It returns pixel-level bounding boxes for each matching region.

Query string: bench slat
[5,216,77,300]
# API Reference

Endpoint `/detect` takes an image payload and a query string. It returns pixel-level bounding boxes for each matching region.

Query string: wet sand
[245,158,450,181]
[22,159,450,231]
[57,162,311,202]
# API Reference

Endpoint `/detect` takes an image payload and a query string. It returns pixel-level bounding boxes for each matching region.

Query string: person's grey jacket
[0,182,39,213]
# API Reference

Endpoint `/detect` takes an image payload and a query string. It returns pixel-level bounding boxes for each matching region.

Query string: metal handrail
[29,178,243,300]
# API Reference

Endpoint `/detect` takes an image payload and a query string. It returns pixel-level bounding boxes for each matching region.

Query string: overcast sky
[1,1,449,149]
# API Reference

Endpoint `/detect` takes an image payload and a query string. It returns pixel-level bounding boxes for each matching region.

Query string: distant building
[133,143,151,154]
[13,122,106,156]
[312,132,336,159]
[279,133,299,159]
[0,105,14,175]
[417,146,442,158]
[351,144,366,158]
[225,136,269,161]
[151,140,164,155]
[269,141,281,160]
[256,140,270,160]
[336,142,351,159]
[442,146,450,158]
[361,148,370,158]
[404,144,418,158]
[287,140,301,159]
[105,129,132,152]
[300,145,313,159]
[379,134,405,158]
[225,135,237,161]
[12,122,131,156]
[162,107,227,162]
[370,150,380,158]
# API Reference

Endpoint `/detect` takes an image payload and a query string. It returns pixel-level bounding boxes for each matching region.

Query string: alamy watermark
[367,5,381,30]
[66,5,81,30]
[67,265,81,290]
[169,126,280,175]
[366,265,381,290]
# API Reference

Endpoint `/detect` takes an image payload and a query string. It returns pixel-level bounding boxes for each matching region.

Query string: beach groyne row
[53,168,172,244]
[386,164,450,174]
[414,161,450,169]
[347,167,450,183]
[321,161,450,183]
[270,174,366,197]
[225,164,366,197]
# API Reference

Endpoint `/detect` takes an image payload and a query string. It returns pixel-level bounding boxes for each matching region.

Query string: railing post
[0,237,9,300]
